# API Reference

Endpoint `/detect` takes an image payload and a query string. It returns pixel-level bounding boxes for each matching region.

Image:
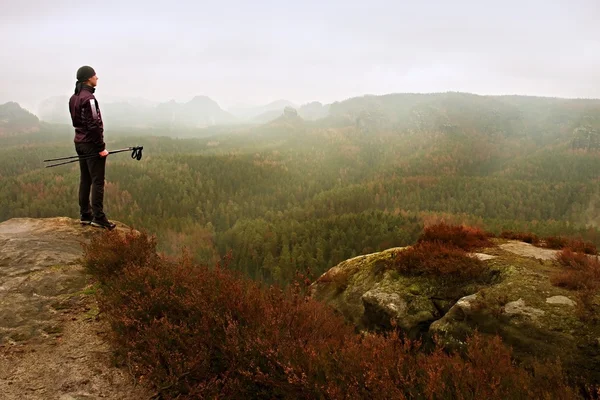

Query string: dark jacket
[69,85,104,151]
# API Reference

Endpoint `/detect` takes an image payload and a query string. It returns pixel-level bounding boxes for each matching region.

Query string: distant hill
[229,99,296,121]
[253,101,330,124]
[298,101,329,120]
[0,102,39,136]
[37,95,236,129]
[30,92,600,139]
[37,95,327,127]
[268,106,305,127]
[327,92,600,144]
[170,96,236,127]
[150,96,236,129]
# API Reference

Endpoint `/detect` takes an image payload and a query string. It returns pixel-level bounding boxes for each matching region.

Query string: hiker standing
[69,65,116,230]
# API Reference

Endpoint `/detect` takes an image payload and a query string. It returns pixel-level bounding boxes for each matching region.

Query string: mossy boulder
[310,246,500,335]
[310,247,404,328]
[310,240,600,385]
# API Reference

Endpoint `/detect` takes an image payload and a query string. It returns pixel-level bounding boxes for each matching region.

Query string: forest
[1,92,599,285]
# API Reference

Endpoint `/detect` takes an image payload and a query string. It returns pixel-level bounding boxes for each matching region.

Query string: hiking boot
[91,217,116,231]
[80,213,93,225]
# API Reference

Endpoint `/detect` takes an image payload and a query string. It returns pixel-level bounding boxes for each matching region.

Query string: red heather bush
[551,248,600,291]
[82,229,158,282]
[551,248,600,322]
[418,222,493,251]
[575,240,599,255]
[544,236,598,255]
[395,241,489,281]
[545,236,570,251]
[83,231,576,399]
[500,231,540,245]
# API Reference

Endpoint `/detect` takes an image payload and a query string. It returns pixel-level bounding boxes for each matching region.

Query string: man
[69,65,116,230]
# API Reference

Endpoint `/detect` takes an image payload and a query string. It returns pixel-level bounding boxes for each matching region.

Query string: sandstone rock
[361,288,438,336]
[0,217,130,343]
[312,239,600,384]
[503,298,545,319]
[0,218,93,343]
[472,253,497,261]
[310,247,406,327]
[499,241,559,260]
[311,246,498,335]
[546,295,577,306]
[0,217,149,399]
[429,294,478,336]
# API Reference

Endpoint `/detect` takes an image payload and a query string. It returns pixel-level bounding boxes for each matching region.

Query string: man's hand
[99,149,109,157]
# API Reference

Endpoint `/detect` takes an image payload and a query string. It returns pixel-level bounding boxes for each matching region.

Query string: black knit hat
[76,66,96,82]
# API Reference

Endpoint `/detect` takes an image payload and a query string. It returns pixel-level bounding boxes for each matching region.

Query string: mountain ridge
[25,91,600,130]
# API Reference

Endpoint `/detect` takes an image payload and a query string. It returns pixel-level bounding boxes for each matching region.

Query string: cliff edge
[0,217,150,400]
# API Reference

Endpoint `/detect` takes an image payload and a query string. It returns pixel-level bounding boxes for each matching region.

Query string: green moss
[388,270,400,280]
[408,284,422,295]
[83,304,100,321]
[80,283,99,296]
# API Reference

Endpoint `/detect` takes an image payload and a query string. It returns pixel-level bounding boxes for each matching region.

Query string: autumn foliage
[395,241,489,281]
[544,236,598,255]
[393,223,494,281]
[82,230,576,399]
[553,249,600,289]
[551,248,600,322]
[418,222,494,251]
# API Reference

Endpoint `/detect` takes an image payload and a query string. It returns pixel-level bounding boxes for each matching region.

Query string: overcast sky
[1,0,599,113]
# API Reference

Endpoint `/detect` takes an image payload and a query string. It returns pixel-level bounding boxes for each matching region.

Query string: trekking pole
[44,146,143,168]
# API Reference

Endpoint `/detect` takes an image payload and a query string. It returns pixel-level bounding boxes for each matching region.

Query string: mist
[1,0,599,114]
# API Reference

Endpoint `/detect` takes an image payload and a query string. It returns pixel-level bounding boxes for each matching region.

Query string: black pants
[75,143,106,219]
